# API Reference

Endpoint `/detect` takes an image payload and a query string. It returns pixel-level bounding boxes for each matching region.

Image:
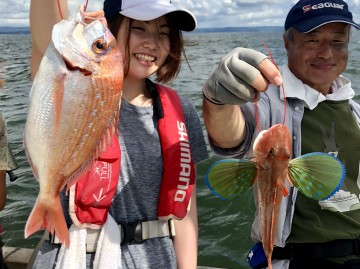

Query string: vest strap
[45,219,175,251]
[155,83,195,220]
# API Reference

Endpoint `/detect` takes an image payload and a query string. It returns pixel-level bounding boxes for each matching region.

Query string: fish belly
[257,169,285,269]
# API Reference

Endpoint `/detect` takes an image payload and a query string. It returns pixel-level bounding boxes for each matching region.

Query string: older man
[202,0,360,268]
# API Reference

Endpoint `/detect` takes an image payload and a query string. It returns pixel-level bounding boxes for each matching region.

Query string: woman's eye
[131,26,144,31]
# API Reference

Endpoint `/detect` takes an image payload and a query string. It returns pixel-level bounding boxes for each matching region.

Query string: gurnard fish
[205,124,345,269]
[24,7,123,247]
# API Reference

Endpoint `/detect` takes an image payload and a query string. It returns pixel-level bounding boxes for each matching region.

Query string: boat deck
[3,246,224,269]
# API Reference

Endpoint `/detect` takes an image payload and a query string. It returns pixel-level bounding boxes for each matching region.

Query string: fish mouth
[64,58,92,76]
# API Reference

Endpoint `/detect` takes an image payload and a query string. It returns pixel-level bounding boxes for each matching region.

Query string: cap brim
[293,16,360,33]
[120,4,197,31]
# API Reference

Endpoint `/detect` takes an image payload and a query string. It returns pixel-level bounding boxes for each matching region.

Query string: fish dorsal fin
[288,152,346,201]
[62,117,119,193]
[205,159,257,200]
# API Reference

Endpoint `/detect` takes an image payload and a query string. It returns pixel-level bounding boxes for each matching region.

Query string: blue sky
[1,0,360,28]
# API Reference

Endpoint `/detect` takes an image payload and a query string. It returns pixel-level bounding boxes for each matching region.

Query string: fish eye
[269,148,274,156]
[92,38,108,54]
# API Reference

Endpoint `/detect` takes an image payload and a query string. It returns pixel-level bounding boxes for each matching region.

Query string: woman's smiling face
[117,16,170,81]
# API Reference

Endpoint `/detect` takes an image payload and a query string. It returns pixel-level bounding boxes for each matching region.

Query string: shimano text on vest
[175,121,192,202]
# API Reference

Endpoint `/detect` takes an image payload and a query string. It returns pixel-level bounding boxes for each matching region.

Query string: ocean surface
[0,30,360,269]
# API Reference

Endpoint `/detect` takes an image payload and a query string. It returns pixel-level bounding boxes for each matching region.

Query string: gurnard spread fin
[205,159,257,200]
[288,152,346,201]
[24,195,70,248]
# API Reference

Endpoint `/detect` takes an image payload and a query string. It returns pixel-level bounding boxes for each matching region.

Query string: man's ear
[283,34,289,51]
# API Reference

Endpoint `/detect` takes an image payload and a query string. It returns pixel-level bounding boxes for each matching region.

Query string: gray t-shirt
[31,93,208,269]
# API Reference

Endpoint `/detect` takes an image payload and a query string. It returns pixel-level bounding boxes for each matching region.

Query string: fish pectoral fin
[285,173,294,187]
[205,159,257,200]
[288,152,346,201]
[64,125,119,193]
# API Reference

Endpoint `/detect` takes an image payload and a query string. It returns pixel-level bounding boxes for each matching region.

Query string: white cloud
[0,0,359,29]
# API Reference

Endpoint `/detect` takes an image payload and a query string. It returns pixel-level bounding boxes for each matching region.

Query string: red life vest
[69,84,195,228]
[69,134,120,229]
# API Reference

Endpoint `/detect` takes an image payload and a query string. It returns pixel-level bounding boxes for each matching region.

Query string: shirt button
[295,106,299,111]
[293,136,297,140]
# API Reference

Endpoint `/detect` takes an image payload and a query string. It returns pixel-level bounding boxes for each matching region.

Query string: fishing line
[254,91,261,132]
[84,0,89,12]
[254,41,287,132]
[261,40,287,125]
[56,0,64,20]
[56,0,89,19]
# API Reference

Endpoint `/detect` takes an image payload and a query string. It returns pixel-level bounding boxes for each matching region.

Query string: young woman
[29,0,208,268]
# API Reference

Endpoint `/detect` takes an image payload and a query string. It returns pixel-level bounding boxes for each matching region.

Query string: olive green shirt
[289,100,360,262]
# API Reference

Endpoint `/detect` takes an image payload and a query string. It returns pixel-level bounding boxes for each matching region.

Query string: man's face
[284,23,350,95]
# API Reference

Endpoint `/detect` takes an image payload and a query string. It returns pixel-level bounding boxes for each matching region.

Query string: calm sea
[0,30,360,269]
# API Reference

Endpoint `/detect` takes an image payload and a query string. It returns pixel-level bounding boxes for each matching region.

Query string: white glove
[203,47,268,105]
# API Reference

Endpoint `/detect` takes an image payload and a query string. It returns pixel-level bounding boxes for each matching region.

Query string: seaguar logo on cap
[303,2,345,13]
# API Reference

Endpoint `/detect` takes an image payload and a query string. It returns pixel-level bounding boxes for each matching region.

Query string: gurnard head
[253,124,292,167]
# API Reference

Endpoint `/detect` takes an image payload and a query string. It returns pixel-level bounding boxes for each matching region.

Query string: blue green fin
[288,152,345,201]
[205,159,257,200]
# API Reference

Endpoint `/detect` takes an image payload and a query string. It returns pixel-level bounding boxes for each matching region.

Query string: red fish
[24,7,123,248]
[205,124,345,268]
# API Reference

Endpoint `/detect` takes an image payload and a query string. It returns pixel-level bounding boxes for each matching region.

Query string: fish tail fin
[263,247,273,269]
[267,256,273,269]
[25,195,70,248]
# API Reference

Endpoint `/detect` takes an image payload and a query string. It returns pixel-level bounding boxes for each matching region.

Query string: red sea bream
[24,7,123,247]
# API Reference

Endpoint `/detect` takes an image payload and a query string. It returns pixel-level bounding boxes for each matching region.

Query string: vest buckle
[119,221,144,245]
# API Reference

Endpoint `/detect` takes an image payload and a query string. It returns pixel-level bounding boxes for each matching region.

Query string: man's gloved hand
[203,47,268,105]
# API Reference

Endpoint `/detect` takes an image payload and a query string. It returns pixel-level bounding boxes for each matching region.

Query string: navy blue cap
[285,0,360,32]
[103,0,197,32]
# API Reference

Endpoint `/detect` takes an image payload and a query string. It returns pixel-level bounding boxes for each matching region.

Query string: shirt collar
[280,64,355,110]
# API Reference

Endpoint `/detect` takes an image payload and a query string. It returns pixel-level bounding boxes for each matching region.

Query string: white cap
[104,0,197,31]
